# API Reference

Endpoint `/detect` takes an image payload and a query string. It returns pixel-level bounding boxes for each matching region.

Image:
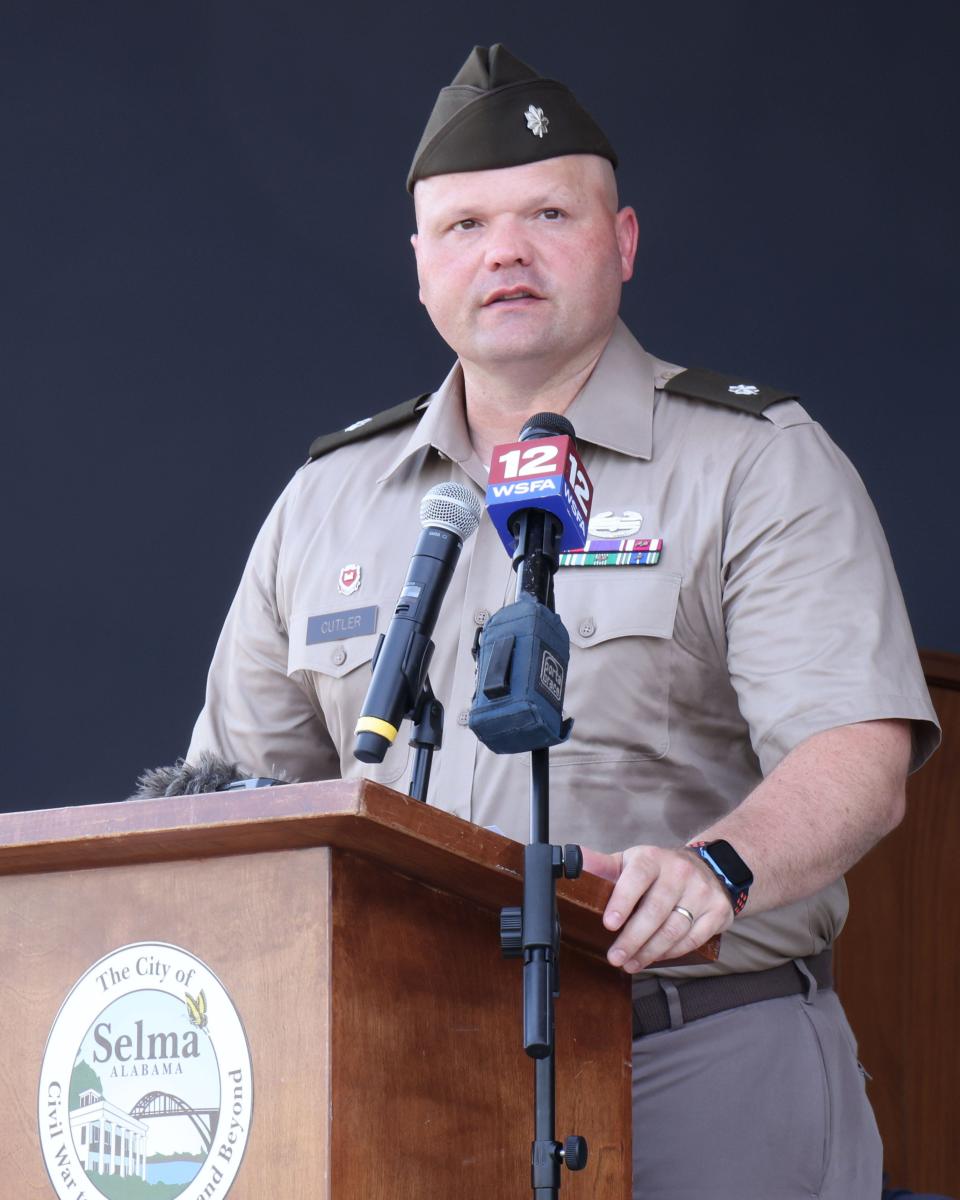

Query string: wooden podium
[0,780,632,1199]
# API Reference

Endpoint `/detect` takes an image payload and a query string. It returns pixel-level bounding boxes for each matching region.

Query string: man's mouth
[483,287,544,306]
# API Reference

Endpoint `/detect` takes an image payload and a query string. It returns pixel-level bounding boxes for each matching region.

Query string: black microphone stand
[499,507,588,1198]
[408,675,444,804]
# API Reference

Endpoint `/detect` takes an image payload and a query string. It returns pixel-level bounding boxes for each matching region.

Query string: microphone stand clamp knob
[499,906,523,959]
[561,1135,588,1171]
[562,844,583,879]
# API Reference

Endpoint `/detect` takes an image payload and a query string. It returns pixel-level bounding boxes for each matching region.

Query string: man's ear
[410,232,425,305]
[616,206,639,283]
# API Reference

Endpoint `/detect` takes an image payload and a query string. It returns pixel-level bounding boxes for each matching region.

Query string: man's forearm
[582,717,913,971]
[692,718,912,915]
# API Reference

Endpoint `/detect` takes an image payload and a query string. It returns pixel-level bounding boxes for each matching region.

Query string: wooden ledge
[0,779,717,964]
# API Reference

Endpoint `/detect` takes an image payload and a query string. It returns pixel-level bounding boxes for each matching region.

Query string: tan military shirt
[188,320,940,977]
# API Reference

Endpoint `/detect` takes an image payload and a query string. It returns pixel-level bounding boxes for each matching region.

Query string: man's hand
[582,845,734,972]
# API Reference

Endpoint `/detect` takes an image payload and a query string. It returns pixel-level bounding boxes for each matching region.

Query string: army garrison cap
[407,43,617,192]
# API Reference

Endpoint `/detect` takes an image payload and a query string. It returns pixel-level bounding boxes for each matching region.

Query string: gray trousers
[632,968,882,1199]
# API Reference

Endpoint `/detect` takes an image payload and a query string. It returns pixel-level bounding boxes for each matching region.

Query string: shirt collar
[564,319,657,460]
[378,318,669,482]
[377,362,477,484]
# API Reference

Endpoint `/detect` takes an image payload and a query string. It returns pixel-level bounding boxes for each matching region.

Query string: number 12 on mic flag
[485,435,593,555]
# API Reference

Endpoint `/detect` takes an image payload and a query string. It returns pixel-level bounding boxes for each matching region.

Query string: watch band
[687,840,752,915]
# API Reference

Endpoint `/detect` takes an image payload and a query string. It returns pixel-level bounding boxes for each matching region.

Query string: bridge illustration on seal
[130,1090,220,1150]
[70,1085,220,1178]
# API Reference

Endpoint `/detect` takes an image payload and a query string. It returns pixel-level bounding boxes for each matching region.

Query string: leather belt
[631,949,833,1039]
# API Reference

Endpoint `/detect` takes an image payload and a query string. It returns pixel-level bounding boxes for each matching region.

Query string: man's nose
[483,219,533,270]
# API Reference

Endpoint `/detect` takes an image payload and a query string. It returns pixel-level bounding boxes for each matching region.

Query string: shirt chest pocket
[286,602,411,786]
[551,569,682,765]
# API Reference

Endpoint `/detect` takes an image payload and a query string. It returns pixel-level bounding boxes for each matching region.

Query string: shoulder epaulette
[308,393,431,461]
[665,368,798,416]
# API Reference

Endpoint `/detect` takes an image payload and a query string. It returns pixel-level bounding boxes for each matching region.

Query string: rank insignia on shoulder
[666,368,798,416]
[559,537,663,568]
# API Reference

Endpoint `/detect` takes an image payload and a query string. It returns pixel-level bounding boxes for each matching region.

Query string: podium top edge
[0,780,717,966]
[0,779,623,960]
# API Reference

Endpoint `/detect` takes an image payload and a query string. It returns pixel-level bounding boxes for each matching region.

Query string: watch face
[706,840,754,889]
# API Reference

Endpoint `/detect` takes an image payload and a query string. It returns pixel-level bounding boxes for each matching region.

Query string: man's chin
[468,327,566,366]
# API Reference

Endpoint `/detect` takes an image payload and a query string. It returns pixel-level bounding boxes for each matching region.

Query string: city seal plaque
[38,942,253,1200]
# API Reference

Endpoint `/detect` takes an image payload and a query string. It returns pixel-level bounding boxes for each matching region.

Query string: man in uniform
[186,45,939,1198]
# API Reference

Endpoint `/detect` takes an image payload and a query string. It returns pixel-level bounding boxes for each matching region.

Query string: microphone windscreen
[520,412,576,442]
[419,481,484,540]
[130,752,250,799]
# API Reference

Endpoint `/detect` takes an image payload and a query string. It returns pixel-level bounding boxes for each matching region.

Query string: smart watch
[687,839,753,915]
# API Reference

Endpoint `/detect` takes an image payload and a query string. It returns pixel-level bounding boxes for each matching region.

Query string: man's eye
[539,208,564,221]
[453,218,479,231]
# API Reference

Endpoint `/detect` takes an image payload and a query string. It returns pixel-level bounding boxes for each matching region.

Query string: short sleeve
[186,476,341,782]
[721,421,940,775]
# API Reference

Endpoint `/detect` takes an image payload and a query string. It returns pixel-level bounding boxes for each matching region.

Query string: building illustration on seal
[70,1086,149,1179]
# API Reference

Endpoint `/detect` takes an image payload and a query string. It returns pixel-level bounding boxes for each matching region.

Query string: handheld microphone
[484,412,593,558]
[354,482,483,764]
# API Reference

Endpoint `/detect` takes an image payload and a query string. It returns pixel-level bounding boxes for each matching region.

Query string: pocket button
[578,618,596,638]
[331,646,347,667]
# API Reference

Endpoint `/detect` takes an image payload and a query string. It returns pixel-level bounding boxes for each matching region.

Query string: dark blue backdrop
[4,3,957,810]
